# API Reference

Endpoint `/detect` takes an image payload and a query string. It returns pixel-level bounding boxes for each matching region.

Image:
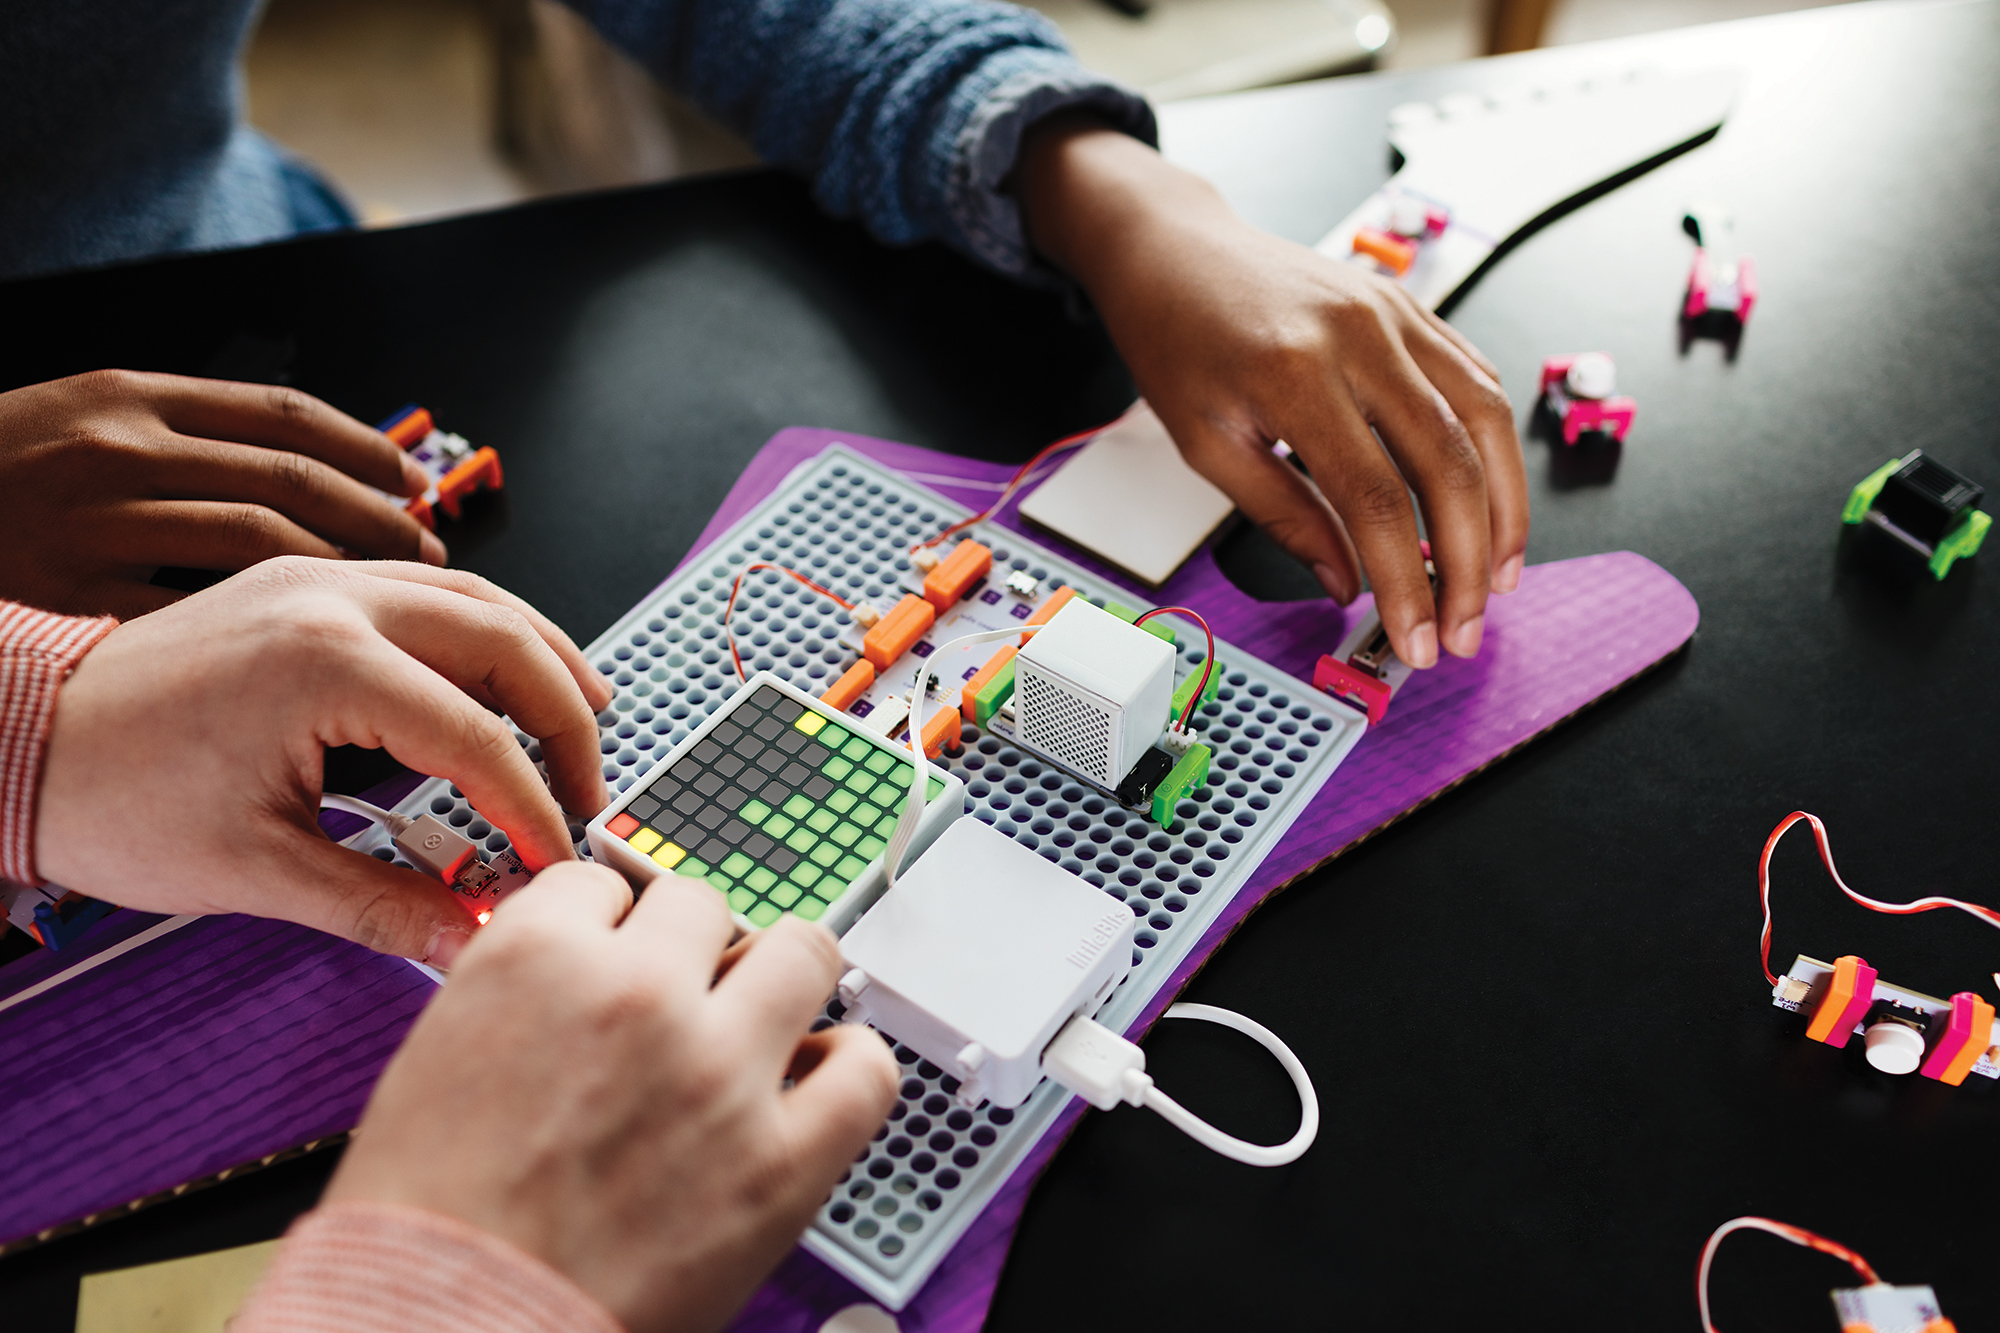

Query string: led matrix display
[603,683,944,925]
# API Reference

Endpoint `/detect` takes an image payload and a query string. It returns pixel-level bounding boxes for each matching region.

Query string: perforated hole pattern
[404,449,1357,1301]
[1014,669,1113,785]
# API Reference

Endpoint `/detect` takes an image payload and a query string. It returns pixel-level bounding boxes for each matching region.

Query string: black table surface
[4,1,1997,1326]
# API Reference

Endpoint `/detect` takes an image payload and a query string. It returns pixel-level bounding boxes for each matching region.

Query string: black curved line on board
[1433,121,1725,319]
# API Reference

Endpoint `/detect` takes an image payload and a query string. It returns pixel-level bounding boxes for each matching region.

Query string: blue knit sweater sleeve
[564,0,1156,277]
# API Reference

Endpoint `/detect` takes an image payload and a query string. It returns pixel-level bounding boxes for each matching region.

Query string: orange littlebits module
[863,595,936,671]
[821,659,876,711]
[1020,585,1075,640]
[922,540,992,611]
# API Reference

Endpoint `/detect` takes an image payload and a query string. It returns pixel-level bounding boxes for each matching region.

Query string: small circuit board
[0,882,117,952]
[377,405,504,531]
[330,801,536,917]
[1842,449,1989,580]
[831,576,1213,820]
[1830,1283,1954,1333]
[1773,953,2000,1085]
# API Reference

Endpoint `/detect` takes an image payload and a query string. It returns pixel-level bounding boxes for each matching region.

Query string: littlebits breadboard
[543,444,1365,1306]
[0,429,1700,1333]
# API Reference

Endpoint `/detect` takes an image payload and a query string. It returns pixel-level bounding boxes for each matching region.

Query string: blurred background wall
[244,0,1850,226]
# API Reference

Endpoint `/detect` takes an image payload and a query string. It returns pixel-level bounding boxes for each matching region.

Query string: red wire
[1134,606,1216,732]
[724,562,855,681]
[1756,809,2000,987]
[914,422,1110,551]
[1696,1217,1879,1333]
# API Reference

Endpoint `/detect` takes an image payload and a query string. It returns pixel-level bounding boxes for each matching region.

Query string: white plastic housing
[837,819,1134,1108]
[1014,599,1174,787]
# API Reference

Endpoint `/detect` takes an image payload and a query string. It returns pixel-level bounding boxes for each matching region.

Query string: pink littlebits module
[1540,353,1636,445]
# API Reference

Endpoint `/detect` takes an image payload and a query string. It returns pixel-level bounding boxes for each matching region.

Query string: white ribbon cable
[885,627,1027,888]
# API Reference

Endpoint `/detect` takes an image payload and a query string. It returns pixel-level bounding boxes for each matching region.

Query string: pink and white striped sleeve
[0,601,116,885]
[233,1201,626,1333]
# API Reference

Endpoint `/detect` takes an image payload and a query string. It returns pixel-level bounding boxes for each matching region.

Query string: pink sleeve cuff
[234,1200,625,1333]
[0,602,116,885]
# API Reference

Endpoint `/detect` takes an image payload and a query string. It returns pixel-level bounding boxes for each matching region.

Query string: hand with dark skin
[1015,115,1529,669]
[0,370,448,619]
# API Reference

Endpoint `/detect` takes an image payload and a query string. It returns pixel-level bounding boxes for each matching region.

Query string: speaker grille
[1016,669,1114,784]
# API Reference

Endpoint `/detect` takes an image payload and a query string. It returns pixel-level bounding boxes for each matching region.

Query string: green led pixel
[806,808,837,833]
[783,794,813,820]
[747,902,782,927]
[794,897,826,922]
[824,756,854,781]
[738,799,771,826]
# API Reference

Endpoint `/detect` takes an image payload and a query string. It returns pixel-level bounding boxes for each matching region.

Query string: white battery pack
[836,818,1134,1108]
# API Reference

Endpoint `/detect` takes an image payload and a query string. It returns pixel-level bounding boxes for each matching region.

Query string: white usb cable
[318,793,412,835]
[1041,1003,1320,1167]
[884,626,1024,888]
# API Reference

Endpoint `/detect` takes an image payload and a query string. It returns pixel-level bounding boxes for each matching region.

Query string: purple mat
[0,429,1698,1326]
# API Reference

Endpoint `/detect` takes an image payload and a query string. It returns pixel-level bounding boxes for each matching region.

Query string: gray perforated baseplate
[346,444,1366,1308]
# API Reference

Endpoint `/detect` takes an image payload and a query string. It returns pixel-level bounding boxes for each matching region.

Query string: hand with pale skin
[0,370,449,619]
[1017,115,1530,669]
[325,863,899,1333]
[34,557,614,968]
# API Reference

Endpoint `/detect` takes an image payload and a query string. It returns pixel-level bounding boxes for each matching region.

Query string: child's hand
[34,558,613,967]
[0,370,447,618]
[1018,119,1530,670]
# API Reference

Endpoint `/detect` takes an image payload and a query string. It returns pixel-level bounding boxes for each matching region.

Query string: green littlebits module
[585,672,963,935]
[1843,448,1990,580]
[1151,744,1212,832]
[1104,599,1177,645]
[1170,657,1222,719]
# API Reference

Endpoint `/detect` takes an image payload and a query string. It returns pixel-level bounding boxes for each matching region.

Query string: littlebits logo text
[1065,912,1127,969]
